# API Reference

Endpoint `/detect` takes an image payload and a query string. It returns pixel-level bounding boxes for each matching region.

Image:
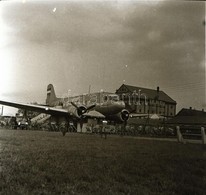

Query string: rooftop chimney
[155,86,160,100]
[189,107,192,110]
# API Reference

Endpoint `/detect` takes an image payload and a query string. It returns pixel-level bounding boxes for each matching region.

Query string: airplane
[0,84,130,135]
[89,94,130,123]
[45,84,129,124]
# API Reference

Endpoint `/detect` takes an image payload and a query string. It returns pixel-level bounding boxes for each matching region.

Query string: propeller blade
[71,102,78,109]
[86,104,96,111]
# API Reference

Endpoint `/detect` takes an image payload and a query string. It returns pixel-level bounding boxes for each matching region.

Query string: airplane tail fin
[46,84,57,106]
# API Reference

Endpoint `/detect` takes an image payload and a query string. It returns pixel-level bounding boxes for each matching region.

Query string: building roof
[116,84,176,104]
[167,108,206,125]
[176,108,206,116]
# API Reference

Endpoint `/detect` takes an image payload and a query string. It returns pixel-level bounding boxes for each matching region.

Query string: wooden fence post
[176,126,183,143]
[201,127,206,144]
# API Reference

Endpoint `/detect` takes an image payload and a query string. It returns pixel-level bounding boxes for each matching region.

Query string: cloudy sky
[0,0,205,115]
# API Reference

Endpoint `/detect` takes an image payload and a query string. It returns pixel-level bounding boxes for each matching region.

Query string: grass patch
[0,129,205,194]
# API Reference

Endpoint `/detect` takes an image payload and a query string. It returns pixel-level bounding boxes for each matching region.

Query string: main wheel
[59,125,68,136]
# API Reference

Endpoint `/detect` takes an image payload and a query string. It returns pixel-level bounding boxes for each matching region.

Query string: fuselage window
[104,96,108,101]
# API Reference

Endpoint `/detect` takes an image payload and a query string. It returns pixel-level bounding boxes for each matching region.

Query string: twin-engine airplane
[0,84,130,135]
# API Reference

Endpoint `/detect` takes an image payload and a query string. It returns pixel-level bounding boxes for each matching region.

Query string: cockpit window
[103,94,120,102]
[108,95,119,101]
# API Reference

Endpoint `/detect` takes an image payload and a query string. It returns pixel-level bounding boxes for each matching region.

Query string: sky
[0,0,205,115]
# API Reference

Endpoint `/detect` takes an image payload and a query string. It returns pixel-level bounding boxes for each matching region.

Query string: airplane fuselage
[94,101,125,116]
[51,93,129,123]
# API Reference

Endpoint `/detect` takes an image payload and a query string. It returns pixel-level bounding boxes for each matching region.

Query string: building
[116,84,177,118]
[167,108,206,125]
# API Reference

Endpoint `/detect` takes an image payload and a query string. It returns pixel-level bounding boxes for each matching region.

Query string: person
[100,120,108,139]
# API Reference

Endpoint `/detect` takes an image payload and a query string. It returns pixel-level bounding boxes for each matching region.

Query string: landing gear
[121,120,127,136]
[59,123,68,136]
[50,116,70,136]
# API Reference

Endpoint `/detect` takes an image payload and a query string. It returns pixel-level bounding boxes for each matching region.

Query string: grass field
[0,129,205,194]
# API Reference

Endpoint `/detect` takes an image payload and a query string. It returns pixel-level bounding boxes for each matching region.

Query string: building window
[170,105,173,109]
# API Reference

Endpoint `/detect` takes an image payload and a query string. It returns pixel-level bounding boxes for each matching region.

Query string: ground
[0,129,205,194]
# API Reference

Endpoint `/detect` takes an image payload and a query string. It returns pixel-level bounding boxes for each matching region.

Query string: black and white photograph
[0,0,205,194]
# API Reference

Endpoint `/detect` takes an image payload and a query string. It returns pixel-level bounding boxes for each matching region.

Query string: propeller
[121,109,130,122]
[71,102,96,117]
[86,104,96,111]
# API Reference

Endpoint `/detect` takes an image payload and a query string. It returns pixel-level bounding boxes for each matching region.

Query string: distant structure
[167,107,206,125]
[67,91,115,105]
[116,84,177,118]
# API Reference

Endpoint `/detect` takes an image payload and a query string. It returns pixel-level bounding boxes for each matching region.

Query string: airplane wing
[130,113,149,118]
[83,110,105,119]
[0,100,69,116]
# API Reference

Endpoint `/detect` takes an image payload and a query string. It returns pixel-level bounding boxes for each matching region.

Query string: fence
[176,126,206,144]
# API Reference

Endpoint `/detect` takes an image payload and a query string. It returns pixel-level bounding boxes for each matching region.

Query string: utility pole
[88,85,91,95]
[144,99,150,132]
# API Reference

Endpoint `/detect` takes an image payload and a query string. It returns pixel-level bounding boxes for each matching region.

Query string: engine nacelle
[107,109,130,123]
[67,105,87,118]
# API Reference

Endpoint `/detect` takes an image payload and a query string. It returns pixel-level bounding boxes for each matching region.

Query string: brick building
[116,84,177,118]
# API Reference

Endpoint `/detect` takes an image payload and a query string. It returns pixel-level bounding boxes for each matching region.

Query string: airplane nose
[114,101,125,109]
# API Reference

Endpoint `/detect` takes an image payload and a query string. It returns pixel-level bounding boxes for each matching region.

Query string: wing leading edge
[0,100,69,116]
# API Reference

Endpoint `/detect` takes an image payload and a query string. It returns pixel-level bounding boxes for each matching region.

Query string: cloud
[0,1,205,111]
